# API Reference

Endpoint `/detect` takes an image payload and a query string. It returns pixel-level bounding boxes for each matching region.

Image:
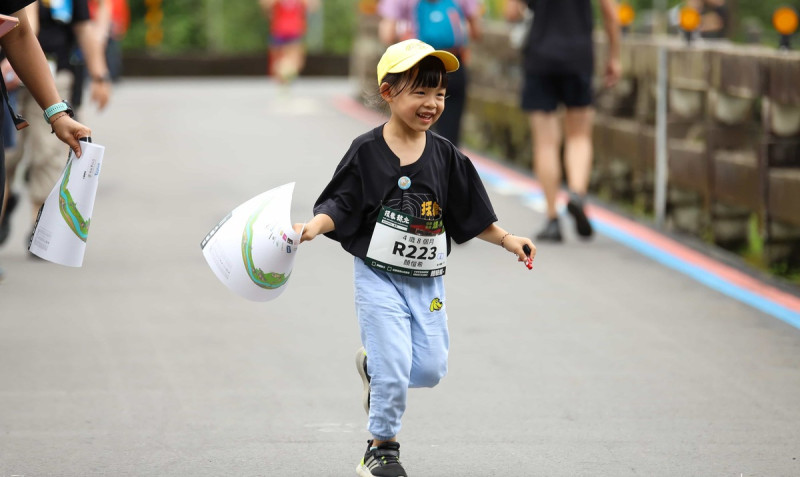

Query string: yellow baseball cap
[376,39,460,85]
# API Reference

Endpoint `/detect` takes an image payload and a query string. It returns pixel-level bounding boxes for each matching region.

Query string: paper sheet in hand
[201,182,301,302]
[29,142,105,267]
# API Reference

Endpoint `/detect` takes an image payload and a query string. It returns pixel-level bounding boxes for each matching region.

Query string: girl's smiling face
[380,56,449,135]
[388,81,446,133]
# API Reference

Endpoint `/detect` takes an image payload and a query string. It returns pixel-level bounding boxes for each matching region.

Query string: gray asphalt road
[1,78,799,477]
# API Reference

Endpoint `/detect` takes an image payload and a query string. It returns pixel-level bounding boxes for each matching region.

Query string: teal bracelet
[43,100,70,123]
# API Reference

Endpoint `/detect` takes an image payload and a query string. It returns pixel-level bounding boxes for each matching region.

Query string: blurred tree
[123,0,355,54]
[322,0,356,54]
[121,0,800,52]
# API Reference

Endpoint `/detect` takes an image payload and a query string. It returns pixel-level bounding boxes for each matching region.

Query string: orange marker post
[618,3,635,35]
[773,7,799,50]
[678,6,701,44]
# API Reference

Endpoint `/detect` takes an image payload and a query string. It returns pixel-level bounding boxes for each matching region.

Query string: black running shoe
[0,193,19,245]
[566,192,593,238]
[535,218,563,242]
[356,440,407,477]
[356,347,370,414]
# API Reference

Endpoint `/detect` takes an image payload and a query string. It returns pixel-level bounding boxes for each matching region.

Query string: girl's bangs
[409,56,448,89]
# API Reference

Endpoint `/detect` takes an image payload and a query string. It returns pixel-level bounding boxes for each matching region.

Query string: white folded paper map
[29,141,105,267]
[201,182,301,302]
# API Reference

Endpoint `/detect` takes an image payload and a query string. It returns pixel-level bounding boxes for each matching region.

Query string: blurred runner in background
[71,0,128,110]
[259,0,318,84]
[377,0,482,147]
[505,0,620,242]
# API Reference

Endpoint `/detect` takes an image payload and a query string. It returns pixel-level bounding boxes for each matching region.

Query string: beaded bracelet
[49,112,70,133]
[500,232,512,249]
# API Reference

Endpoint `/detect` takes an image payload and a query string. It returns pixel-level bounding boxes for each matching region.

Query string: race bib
[366,205,446,277]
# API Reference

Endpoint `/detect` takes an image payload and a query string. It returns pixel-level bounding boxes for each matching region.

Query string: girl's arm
[293,213,335,243]
[478,223,536,264]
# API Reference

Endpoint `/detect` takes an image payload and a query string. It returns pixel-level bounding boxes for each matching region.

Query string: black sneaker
[356,347,370,414]
[566,192,593,238]
[356,440,407,477]
[0,192,19,245]
[535,218,563,242]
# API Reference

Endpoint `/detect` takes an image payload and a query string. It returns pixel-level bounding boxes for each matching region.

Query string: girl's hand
[293,214,334,243]
[503,234,536,267]
[293,222,319,243]
[50,115,92,158]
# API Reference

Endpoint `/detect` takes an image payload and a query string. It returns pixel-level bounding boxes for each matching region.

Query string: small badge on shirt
[397,176,411,190]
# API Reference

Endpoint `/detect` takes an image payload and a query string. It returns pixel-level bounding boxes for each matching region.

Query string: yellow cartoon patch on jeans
[429,297,443,312]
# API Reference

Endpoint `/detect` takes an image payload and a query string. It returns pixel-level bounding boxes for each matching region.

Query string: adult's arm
[503,0,526,22]
[466,8,482,40]
[378,17,397,45]
[0,7,91,155]
[598,0,621,87]
[94,0,112,44]
[258,0,275,18]
[0,7,61,112]
[24,1,37,34]
[73,19,111,109]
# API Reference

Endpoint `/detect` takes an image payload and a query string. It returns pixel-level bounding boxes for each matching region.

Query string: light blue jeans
[354,257,450,441]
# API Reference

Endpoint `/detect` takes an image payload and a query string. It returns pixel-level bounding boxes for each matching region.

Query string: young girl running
[293,39,536,477]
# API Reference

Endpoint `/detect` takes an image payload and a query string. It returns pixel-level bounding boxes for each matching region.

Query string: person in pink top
[377,0,482,147]
[259,0,318,84]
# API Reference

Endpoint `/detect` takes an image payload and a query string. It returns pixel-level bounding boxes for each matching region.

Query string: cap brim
[382,50,460,83]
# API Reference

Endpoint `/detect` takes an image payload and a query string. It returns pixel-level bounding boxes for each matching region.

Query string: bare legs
[271,42,306,84]
[530,107,595,239]
[531,112,562,220]
[563,107,594,195]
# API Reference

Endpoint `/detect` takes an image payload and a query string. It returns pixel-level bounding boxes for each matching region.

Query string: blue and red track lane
[334,96,800,330]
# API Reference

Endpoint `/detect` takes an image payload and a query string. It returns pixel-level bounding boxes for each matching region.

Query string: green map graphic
[59,161,90,242]
[241,199,291,289]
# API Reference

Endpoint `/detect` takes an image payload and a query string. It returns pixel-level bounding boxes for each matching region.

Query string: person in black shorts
[506,0,620,242]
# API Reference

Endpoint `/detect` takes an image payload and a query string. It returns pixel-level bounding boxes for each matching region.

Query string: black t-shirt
[314,125,497,260]
[0,0,32,14]
[37,0,90,71]
[524,0,594,76]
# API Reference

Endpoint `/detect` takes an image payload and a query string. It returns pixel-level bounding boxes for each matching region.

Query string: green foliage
[123,0,354,54]
[124,0,213,52]
[322,0,357,55]
[123,0,800,53]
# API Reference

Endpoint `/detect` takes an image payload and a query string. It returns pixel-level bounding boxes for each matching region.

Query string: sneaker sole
[356,464,373,477]
[356,463,406,477]
[567,201,594,238]
[356,347,370,414]
[535,231,563,242]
